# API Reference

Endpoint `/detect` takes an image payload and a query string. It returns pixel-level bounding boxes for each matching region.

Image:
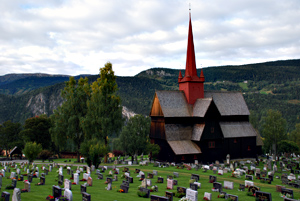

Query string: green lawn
[1,160,300,201]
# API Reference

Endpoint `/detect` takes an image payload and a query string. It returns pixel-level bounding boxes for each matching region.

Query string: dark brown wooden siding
[150,117,165,139]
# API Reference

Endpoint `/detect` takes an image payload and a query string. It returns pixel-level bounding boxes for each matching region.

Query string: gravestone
[165,191,173,201]
[12,179,17,188]
[150,195,169,201]
[64,189,73,201]
[203,192,212,201]
[167,178,173,190]
[248,186,260,195]
[106,177,112,184]
[191,174,199,182]
[209,175,216,183]
[157,177,164,183]
[276,185,285,192]
[148,173,154,179]
[139,187,150,198]
[213,182,222,192]
[173,180,178,185]
[239,184,245,191]
[81,184,87,193]
[52,185,62,199]
[245,175,253,180]
[281,188,294,199]
[106,183,112,190]
[12,188,21,201]
[225,194,239,201]
[173,172,179,178]
[177,187,186,194]
[1,192,10,201]
[87,177,93,186]
[24,181,30,192]
[146,179,152,187]
[114,174,118,181]
[186,188,198,201]
[255,191,272,201]
[74,173,79,185]
[40,176,45,185]
[98,174,103,180]
[64,179,71,190]
[190,183,198,191]
[82,192,91,201]
[120,184,129,193]
[141,179,146,188]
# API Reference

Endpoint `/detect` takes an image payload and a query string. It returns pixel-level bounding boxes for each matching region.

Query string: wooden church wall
[150,94,163,116]
[150,117,165,139]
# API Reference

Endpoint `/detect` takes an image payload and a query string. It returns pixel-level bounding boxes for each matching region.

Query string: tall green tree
[289,123,300,149]
[19,115,52,150]
[0,121,22,157]
[261,109,287,156]
[50,77,90,162]
[81,62,123,162]
[119,115,150,163]
[278,140,299,155]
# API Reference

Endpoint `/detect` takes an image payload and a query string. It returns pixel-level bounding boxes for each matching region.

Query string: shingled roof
[155,91,191,117]
[193,98,212,117]
[220,122,257,138]
[205,91,250,116]
[168,140,202,155]
[165,124,192,141]
[191,124,205,141]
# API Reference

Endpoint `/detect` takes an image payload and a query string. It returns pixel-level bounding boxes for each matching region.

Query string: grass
[1,159,300,201]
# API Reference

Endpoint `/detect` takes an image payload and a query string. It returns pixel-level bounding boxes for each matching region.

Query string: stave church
[149,12,263,163]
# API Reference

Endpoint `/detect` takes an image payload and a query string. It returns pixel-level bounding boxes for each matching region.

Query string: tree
[50,77,90,162]
[146,143,160,163]
[289,123,300,149]
[0,121,22,157]
[79,138,108,168]
[81,62,123,162]
[261,109,287,156]
[19,115,52,150]
[119,115,150,163]
[38,150,52,162]
[23,142,42,163]
[278,140,299,155]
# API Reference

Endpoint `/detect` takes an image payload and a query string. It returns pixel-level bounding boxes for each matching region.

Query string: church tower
[178,11,205,105]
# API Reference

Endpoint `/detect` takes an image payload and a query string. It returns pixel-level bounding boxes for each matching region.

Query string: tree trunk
[104,137,108,163]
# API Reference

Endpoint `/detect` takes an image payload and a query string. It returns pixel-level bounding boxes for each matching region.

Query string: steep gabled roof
[155,91,191,117]
[168,140,202,155]
[191,124,205,141]
[165,124,192,141]
[193,98,212,117]
[205,91,250,116]
[220,122,257,138]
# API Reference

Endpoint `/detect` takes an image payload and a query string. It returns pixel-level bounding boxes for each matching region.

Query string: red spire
[178,9,205,105]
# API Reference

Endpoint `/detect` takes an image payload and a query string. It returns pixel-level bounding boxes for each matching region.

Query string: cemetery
[0,157,300,201]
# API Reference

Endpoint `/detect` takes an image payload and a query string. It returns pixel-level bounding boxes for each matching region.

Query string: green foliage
[38,150,52,161]
[261,109,287,155]
[79,138,108,168]
[278,140,299,154]
[81,62,123,141]
[50,77,90,162]
[147,143,160,162]
[23,141,42,162]
[119,115,150,161]
[289,123,300,149]
[20,115,52,150]
[0,120,22,156]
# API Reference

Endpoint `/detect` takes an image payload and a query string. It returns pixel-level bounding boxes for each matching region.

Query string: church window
[181,155,185,160]
[209,141,215,148]
[248,146,251,151]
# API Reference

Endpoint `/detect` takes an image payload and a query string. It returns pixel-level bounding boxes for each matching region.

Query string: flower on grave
[72,182,76,185]
[118,189,124,193]
[203,197,209,200]
[46,195,54,200]
[104,181,108,184]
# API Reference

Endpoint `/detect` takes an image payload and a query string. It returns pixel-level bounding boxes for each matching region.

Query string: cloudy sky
[1,0,299,76]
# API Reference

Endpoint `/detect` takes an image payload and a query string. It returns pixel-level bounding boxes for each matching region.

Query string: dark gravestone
[28,174,33,183]
[59,174,64,182]
[19,175,23,181]
[106,177,112,184]
[276,185,285,192]
[268,174,273,181]
[58,180,63,186]
[247,170,254,175]
[150,195,169,201]
[283,198,298,201]
[122,180,129,186]
[177,187,186,194]
[209,175,216,183]
[139,187,150,198]
[239,184,245,191]
[190,183,198,191]
[98,174,103,179]
[261,171,267,178]
[248,186,260,195]
[213,182,222,192]
[173,180,178,185]
[282,178,289,185]
[225,194,238,201]
[123,167,129,172]
[256,173,260,179]
[1,191,10,201]
[40,176,45,185]
[135,169,140,173]
[245,175,253,180]
[157,177,164,183]
[120,184,129,193]
[167,175,173,180]
[12,179,17,188]
[127,176,133,183]
[281,188,294,199]
[52,185,62,199]
[81,185,87,194]
[255,191,272,201]
[148,173,154,179]
[82,192,91,201]
[141,174,145,179]
[67,169,70,175]
[191,174,199,182]
[165,191,173,201]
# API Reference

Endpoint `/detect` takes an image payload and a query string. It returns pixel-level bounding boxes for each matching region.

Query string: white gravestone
[64,179,71,190]
[186,188,198,201]
[245,180,254,187]
[141,179,146,188]
[106,183,112,190]
[83,173,90,180]
[146,179,152,187]
[167,178,173,190]
[204,192,212,201]
[10,172,16,179]
[218,170,223,175]
[64,188,73,201]
[194,182,201,188]
[224,181,234,190]
[74,173,79,185]
[12,188,21,201]
[128,161,132,165]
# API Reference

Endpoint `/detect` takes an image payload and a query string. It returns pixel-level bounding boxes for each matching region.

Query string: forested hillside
[0,59,299,134]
